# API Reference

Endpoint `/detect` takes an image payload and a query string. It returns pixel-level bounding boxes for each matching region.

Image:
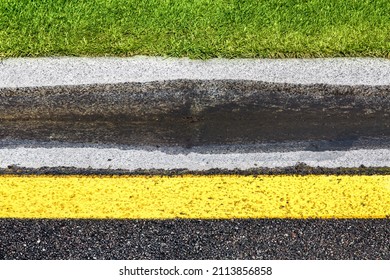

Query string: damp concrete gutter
[1,56,390,171]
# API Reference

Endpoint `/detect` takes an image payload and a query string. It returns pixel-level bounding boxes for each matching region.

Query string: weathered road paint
[1,175,389,219]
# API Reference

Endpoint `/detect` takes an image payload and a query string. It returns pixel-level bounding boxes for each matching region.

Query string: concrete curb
[2,56,390,88]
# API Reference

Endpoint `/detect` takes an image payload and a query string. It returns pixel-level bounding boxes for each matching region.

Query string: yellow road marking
[0,175,389,219]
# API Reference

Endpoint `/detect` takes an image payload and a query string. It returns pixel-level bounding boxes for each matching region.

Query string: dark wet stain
[1,80,389,146]
[0,110,389,147]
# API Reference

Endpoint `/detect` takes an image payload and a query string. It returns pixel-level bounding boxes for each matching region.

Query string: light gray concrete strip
[1,56,390,88]
[1,147,389,170]
[2,138,390,152]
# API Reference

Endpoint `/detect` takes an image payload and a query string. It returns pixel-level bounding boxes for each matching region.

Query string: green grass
[1,0,389,58]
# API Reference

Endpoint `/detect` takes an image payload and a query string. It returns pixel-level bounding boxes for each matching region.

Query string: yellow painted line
[0,175,389,219]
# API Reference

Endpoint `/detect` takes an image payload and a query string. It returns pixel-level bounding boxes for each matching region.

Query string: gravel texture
[1,219,389,260]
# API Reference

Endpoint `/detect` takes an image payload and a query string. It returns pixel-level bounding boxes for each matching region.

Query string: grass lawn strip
[1,0,389,58]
